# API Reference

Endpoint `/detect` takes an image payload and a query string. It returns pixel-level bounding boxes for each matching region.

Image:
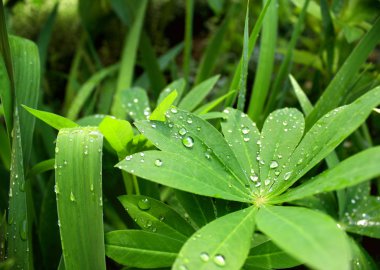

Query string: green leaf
[0,56,11,138]
[258,108,304,192]
[193,91,235,115]
[22,105,78,130]
[178,75,220,111]
[273,147,380,203]
[256,206,351,270]
[106,230,183,268]
[111,0,147,118]
[98,116,133,156]
[272,86,380,196]
[157,78,185,105]
[66,64,119,120]
[174,190,216,228]
[237,3,249,111]
[150,90,178,121]
[289,74,313,115]
[221,108,261,185]
[306,17,380,128]
[118,195,195,241]
[0,123,10,170]
[28,158,55,178]
[121,87,150,121]
[173,207,257,270]
[349,237,377,270]
[55,127,106,270]
[244,241,300,269]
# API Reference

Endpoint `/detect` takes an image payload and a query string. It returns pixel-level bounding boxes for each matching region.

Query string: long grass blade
[55,127,105,269]
[237,3,249,112]
[183,0,194,85]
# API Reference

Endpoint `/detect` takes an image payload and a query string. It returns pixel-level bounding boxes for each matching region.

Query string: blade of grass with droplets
[120,87,150,121]
[111,0,147,118]
[247,0,278,122]
[183,0,194,85]
[258,108,304,194]
[263,0,310,116]
[22,105,78,130]
[150,91,178,121]
[157,78,186,105]
[55,127,105,269]
[118,195,195,241]
[271,86,380,197]
[66,64,119,120]
[195,3,238,85]
[256,206,351,270]
[173,207,256,270]
[306,17,380,128]
[178,75,220,111]
[174,190,216,228]
[221,108,261,186]
[244,241,301,269]
[225,0,273,107]
[273,146,380,203]
[237,3,249,111]
[106,230,183,268]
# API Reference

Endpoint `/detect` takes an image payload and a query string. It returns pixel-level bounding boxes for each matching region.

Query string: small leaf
[157,78,185,105]
[99,116,133,156]
[289,74,313,115]
[173,207,257,270]
[22,105,78,130]
[150,90,178,121]
[178,75,220,111]
[256,206,351,270]
[118,195,195,241]
[106,230,183,268]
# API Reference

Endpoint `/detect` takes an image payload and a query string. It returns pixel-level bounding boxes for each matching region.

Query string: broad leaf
[173,207,256,270]
[106,230,183,268]
[118,195,195,241]
[22,105,78,130]
[273,146,380,203]
[256,206,351,270]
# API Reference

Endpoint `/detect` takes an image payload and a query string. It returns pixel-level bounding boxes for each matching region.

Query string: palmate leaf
[118,195,195,241]
[173,207,256,270]
[106,230,183,268]
[256,206,351,270]
[273,146,380,203]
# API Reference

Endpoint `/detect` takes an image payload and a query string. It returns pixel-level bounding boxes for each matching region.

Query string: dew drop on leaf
[187,118,193,124]
[178,265,188,270]
[264,179,271,186]
[19,219,27,241]
[250,175,258,182]
[200,252,210,262]
[241,127,250,134]
[182,136,194,148]
[154,159,163,167]
[270,161,279,169]
[284,171,292,180]
[138,198,151,211]
[170,108,178,114]
[178,128,187,136]
[70,191,76,202]
[213,254,226,267]
[243,137,250,142]
[205,149,212,159]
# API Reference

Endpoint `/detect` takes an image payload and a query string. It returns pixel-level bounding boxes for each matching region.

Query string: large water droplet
[170,108,178,114]
[270,161,278,169]
[213,254,226,267]
[178,128,187,136]
[200,252,210,262]
[182,136,194,148]
[138,198,151,210]
[154,159,163,167]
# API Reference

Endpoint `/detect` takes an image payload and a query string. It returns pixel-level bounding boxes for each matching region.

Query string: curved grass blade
[0,56,12,137]
[106,230,183,268]
[117,150,250,202]
[178,75,220,111]
[111,0,147,118]
[272,86,380,196]
[0,124,10,170]
[289,74,313,115]
[183,0,194,84]
[173,207,256,270]
[118,195,195,241]
[306,17,380,128]
[221,108,261,186]
[28,158,55,178]
[256,206,351,270]
[150,90,177,121]
[244,241,300,269]
[157,78,185,105]
[237,2,249,112]
[67,64,119,120]
[22,105,78,130]
[55,127,105,270]
[193,91,235,115]
[273,147,380,203]
[258,108,304,193]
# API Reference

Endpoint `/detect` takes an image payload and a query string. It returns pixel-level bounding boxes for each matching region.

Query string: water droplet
[213,254,226,267]
[138,198,151,210]
[55,147,59,154]
[256,140,261,145]
[159,215,165,221]
[264,179,271,186]
[250,175,258,182]
[9,187,13,197]
[186,118,193,124]
[90,183,94,192]
[70,191,76,202]
[297,158,303,165]
[170,108,178,114]
[284,171,292,180]
[99,197,103,206]
[178,265,188,270]
[182,136,194,148]
[19,220,27,241]
[243,137,250,142]
[19,182,25,192]
[241,127,250,134]
[178,128,187,136]
[133,98,138,103]
[151,124,156,128]
[54,184,60,194]
[270,161,278,169]
[125,155,133,161]
[154,159,163,167]
[200,252,210,262]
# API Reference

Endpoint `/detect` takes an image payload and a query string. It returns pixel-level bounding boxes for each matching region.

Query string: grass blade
[55,127,105,269]
[183,0,194,85]
[237,3,249,111]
